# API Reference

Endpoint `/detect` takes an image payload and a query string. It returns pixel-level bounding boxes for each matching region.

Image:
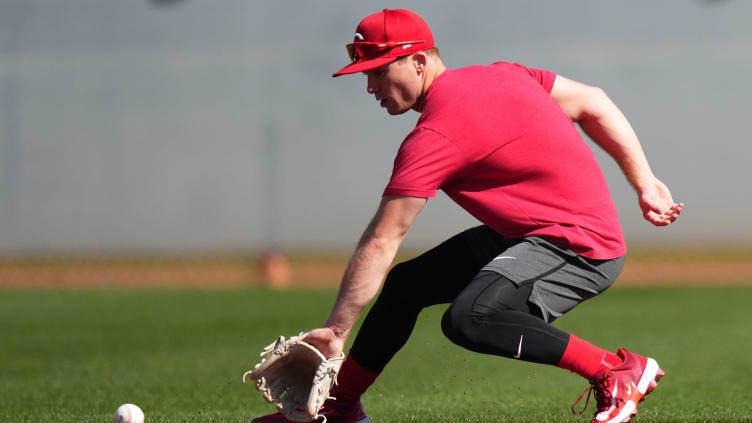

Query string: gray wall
[0,0,749,252]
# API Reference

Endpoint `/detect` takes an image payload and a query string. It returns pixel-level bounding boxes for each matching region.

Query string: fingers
[639,193,667,216]
[644,211,670,226]
[644,202,684,226]
[637,179,683,226]
[665,202,684,220]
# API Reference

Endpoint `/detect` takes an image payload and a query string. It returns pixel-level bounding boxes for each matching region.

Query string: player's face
[364,56,423,115]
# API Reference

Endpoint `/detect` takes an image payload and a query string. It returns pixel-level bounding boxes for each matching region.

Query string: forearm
[576,89,655,191]
[315,196,424,352]
[324,232,401,340]
[551,76,682,226]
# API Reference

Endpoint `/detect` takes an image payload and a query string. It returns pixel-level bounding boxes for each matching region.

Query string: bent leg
[349,226,510,373]
[441,242,627,380]
[441,271,570,364]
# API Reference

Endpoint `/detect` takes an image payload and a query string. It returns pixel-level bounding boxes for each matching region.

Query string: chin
[386,105,410,115]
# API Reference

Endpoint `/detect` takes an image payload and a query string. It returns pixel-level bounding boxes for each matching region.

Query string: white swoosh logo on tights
[513,335,524,359]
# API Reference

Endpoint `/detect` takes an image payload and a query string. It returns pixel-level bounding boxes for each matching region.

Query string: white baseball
[114,403,145,423]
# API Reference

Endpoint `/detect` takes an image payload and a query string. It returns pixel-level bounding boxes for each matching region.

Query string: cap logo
[354,33,364,41]
[402,44,412,49]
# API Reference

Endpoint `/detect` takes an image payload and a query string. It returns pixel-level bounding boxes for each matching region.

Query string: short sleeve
[499,62,556,93]
[383,128,466,198]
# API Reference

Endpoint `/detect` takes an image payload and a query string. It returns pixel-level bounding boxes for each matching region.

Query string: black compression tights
[349,227,570,373]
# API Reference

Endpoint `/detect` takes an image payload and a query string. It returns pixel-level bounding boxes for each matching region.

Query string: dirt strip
[1,257,750,289]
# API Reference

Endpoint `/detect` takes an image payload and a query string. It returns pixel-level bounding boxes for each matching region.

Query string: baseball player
[253,8,683,423]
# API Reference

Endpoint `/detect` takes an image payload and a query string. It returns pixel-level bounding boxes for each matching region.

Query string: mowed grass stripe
[0,286,750,422]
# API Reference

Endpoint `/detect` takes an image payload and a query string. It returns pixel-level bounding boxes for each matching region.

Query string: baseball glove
[243,332,345,422]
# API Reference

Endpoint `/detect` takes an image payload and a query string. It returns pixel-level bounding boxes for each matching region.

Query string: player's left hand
[303,327,346,360]
[243,331,345,422]
[638,178,684,226]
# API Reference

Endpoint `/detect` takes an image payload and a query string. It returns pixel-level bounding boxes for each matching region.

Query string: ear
[411,52,428,75]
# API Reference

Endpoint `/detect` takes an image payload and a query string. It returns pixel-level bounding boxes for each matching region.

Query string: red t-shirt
[383,62,626,259]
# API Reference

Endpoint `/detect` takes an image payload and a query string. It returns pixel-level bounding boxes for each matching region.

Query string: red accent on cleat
[571,348,664,423]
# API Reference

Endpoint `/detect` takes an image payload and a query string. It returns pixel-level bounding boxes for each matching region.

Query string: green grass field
[1,285,751,423]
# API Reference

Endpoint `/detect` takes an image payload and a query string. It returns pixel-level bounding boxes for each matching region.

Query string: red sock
[328,355,379,409]
[557,334,622,381]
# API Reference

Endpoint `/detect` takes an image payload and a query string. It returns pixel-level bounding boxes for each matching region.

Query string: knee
[441,305,474,347]
[442,307,529,358]
[441,304,519,349]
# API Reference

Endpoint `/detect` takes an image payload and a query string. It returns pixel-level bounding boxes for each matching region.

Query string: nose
[366,74,377,95]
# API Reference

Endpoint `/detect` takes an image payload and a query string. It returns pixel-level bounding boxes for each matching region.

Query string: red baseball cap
[332,9,435,77]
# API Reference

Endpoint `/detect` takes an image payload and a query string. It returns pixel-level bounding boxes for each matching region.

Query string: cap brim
[332,56,397,78]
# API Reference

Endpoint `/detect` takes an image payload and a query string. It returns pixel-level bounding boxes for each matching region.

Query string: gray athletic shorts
[463,226,625,323]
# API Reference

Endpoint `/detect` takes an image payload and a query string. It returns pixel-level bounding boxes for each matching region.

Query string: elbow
[589,85,606,98]
[362,234,402,256]
[358,223,406,258]
[590,86,612,108]
[576,86,611,122]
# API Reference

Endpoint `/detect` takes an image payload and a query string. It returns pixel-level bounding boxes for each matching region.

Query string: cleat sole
[607,360,662,423]
[639,366,664,403]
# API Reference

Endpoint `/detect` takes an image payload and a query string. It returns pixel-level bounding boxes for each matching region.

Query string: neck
[412,59,447,113]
